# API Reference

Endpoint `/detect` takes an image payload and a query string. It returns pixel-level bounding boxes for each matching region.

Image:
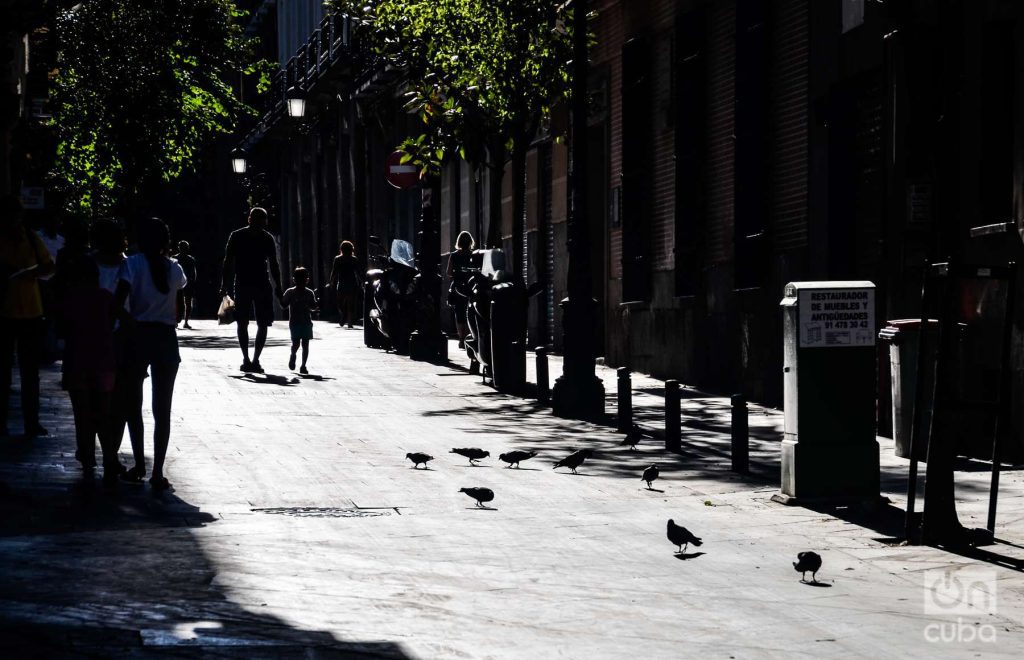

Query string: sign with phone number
[798,288,875,348]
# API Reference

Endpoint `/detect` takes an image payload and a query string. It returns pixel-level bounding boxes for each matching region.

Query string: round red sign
[385,151,420,189]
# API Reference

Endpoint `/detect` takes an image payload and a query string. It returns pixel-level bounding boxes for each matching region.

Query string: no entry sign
[385,151,419,189]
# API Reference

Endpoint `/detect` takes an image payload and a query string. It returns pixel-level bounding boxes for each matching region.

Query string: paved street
[1,320,1023,658]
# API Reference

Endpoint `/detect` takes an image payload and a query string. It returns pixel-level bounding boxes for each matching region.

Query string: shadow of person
[296,373,334,381]
[230,373,299,386]
[674,551,706,560]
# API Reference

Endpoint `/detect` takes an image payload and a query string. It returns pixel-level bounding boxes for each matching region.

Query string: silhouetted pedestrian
[220,207,282,373]
[446,231,475,349]
[91,219,142,482]
[280,266,318,374]
[329,240,360,328]
[58,256,118,481]
[175,240,197,329]
[113,218,187,491]
[0,194,55,438]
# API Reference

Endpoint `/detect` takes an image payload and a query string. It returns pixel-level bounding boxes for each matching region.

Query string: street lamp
[286,87,307,119]
[230,148,248,175]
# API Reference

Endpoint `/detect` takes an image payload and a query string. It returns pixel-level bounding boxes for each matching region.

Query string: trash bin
[878,319,939,461]
[490,280,528,394]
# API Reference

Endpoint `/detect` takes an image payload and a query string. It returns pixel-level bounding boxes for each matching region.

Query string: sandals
[149,476,172,492]
[121,466,145,483]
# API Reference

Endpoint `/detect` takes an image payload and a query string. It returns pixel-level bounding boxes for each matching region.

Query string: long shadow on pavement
[422,375,1024,570]
[177,334,290,351]
[0,374,410,657]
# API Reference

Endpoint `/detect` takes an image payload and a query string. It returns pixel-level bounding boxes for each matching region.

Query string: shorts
[235,284,274,326]
[290,323,313,342]
[121,323,180,375]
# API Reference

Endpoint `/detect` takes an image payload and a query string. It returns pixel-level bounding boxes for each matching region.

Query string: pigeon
[406,452,434,469]
[641,464,660,489]
[552,448,593,474]
[459,487,494,507]
[620,425,644,451]
[666,519,702,553]
[451,447,490,465]
[793,551,823,583]
[498,450,537,468]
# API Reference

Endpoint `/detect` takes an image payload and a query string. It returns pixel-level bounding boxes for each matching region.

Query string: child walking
[280,267,318,374]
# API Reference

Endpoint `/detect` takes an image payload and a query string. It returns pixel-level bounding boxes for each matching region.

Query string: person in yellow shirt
[0,194,56,437]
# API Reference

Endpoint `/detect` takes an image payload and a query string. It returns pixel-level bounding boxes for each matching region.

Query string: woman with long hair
[113,218,187,491]
[446,231,476,348]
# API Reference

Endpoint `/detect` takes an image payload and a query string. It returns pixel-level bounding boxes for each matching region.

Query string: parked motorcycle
[363,238,418,353]
[453,249,541,392]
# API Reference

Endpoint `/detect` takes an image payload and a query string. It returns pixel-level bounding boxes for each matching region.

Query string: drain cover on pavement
[251,507,394,518]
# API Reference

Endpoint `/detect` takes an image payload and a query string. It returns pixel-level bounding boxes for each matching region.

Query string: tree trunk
[485,138,506,249]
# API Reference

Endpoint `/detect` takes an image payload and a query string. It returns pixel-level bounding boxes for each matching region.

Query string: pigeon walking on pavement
[793,551,823,583]
[451,448,490,465]
[641,464,660,489]
[498,450,537,468]
[459,487,495,507]
[666,519,702,553]
[406,452,434,469]
[620,425,644,451]
[552,448,593,474]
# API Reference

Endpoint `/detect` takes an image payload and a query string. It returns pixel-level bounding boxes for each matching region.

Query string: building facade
[244,0,1024,451]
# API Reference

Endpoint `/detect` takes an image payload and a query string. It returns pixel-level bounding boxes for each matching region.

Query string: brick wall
[770,0,809,252]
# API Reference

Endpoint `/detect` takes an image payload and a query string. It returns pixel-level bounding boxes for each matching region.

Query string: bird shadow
[800,580,833,588]
[462,464,490,468]
[673,552,706,560]
[466,506,497,511]
[504,467,541,471]
[644,487,666,493]
[410,467,434,471]
[555,471,595,476]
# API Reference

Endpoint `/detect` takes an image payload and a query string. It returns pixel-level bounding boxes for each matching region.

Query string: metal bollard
[535,347,550,405]
[617,368,632,432]
[731,394,749,473]
[665,380,681,451]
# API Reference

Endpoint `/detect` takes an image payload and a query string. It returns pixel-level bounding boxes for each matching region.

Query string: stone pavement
[0,320,1022,658]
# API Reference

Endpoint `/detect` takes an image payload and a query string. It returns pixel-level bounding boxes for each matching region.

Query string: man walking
[220,208,282,373]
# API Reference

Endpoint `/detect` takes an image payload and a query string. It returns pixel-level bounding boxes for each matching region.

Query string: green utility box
[776,281,880,503]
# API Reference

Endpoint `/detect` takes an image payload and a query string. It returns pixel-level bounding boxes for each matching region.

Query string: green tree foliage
[51,0,270,216]
[330,0,573,170]
[329,0,576,249]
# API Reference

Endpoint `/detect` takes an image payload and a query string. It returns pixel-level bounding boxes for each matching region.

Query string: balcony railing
[240,12,353,149]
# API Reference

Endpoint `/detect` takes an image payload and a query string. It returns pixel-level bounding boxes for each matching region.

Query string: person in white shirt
[113,218,187,492]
